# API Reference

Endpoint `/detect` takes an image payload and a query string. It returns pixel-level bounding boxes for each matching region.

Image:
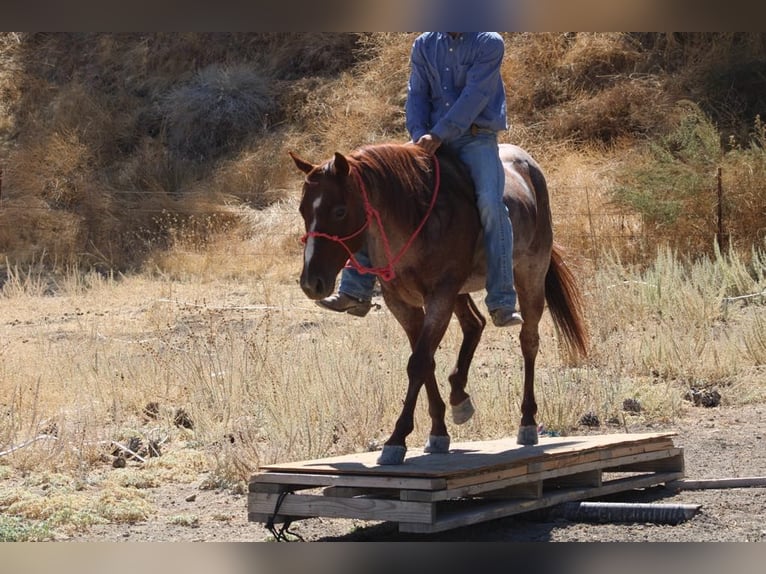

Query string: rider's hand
[414,134,442,154]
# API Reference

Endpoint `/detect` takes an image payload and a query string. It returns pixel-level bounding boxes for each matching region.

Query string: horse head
[290,151,368,300]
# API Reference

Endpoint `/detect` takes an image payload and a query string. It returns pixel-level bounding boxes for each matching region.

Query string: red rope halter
[301,156,441,282]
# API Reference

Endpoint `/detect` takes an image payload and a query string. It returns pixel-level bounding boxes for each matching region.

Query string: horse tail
[545,244,589,360]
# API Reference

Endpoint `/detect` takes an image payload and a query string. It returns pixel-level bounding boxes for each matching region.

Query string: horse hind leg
[448,294,486,425]
[515,283,545,446]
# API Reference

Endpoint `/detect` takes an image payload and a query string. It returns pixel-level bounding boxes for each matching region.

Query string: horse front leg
[378,295,454,465]
[447,294,486,425]
[377,360,428,465]
[422,369,449,454]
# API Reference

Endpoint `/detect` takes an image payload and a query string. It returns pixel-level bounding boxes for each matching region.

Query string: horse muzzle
[299,268,336,300]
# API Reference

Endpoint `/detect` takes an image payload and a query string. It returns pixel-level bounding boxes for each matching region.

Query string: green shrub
[0,515,52,542]
[613,101,723,254]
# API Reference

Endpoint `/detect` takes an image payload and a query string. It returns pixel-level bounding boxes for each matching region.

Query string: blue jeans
[338,250,377,301]
[450,132,516,312]
[339,132,516,311]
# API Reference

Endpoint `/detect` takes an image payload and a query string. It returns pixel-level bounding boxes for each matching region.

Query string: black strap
[265,490,304,542]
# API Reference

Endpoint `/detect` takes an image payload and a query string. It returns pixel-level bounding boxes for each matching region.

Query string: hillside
[1,33,766,545]
[1,32,765,273]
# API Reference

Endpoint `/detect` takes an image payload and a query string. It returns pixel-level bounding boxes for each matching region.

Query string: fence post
[716,167,727,251]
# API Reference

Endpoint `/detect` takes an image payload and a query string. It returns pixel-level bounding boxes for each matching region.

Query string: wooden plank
[251,471,445,492]
[667,476,766,490]
[541,448,679,481]
[248,433,685,534]
[482,481,542,499]
[436,462,530,492]
[250,483,296,495]
[402,447,683,502]
[249,491,434,524]
[545,469,602,489]
[322,486,395,498]
[529,439,675,473]
[605,451,684,473]
[427,434,675,491]
[399,470,684,534]
[257,433,677,480]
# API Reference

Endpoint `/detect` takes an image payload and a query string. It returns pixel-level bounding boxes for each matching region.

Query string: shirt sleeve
[431,35,504,142]
[404,38,431,142]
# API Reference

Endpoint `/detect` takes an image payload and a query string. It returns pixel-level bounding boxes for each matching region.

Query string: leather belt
[470,124,496,136]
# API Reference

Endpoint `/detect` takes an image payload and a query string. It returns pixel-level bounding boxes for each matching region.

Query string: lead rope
[265,490,304,542]
[347,155,441,281]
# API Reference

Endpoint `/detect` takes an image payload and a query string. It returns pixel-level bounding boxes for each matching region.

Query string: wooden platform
[248,432,684,534]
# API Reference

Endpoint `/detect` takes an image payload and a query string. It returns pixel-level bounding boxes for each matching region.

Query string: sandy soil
[65,400,765,543]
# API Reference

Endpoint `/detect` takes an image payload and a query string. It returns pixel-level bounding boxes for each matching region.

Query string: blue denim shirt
[405,32,508,144]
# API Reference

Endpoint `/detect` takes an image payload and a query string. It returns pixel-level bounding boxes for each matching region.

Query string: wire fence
[0,165,764,264]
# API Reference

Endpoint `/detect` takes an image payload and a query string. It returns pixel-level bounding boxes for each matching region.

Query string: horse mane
[348,143,474,231]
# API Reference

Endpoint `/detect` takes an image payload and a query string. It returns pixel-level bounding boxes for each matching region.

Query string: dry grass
[2,214,765,537]
[2,32,766,539]
[3,33,766,270]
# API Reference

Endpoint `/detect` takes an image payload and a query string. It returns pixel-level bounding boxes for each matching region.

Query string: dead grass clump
[209,139,292,209]
[722,115,766,252]
[252,33,362,80]
[7,128,95,210]
[503,33,672,146]
[108,136,202,193]
[353,33,413,131]
[162,64,277,161]
[547,80,673,143]
[0,33,23,155]
[661,33,766,143]
[559,33,645,92]
[280,34,412,154]
[0,199,84,269]
[503,33,572,119]
[280,72,405,158]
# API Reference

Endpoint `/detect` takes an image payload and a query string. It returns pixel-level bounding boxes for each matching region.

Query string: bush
[721,115,766,250]
[162,64,277,161]
[612,102,723,254]
[547,80,673,143]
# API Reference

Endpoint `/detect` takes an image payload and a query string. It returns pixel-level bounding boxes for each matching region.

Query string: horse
[290,142,588,465]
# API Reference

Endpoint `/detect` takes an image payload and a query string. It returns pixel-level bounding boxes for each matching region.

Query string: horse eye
[332,205,348,220]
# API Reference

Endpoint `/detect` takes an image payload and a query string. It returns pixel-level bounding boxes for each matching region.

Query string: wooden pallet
[248,432,684,534]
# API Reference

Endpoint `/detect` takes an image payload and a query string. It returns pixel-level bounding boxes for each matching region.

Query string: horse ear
[289,151,315,174]
[333,152,350,178]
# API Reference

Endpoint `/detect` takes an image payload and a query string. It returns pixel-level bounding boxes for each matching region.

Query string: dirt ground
[65,400,765,543]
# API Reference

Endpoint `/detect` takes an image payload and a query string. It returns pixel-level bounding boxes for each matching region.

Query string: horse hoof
[451,397,475,425]
[517,425,539,446]
[377,444,407,465]
[424,435,450,453]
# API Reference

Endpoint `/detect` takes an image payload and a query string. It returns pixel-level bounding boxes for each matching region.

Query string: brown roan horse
[291,142,588,465]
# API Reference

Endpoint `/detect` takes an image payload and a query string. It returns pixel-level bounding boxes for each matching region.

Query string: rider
[317,32,522,327]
